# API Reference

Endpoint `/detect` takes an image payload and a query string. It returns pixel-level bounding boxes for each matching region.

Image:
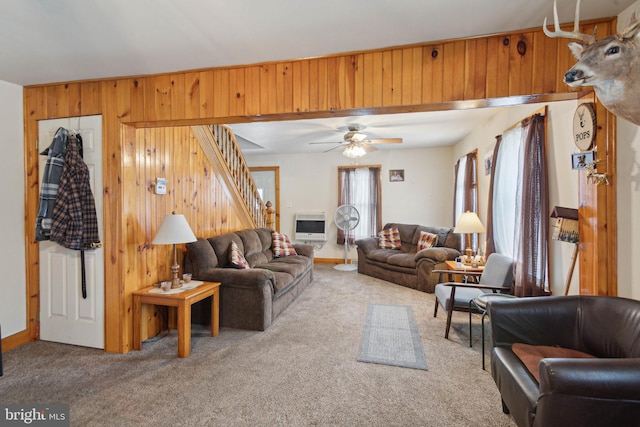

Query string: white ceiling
[1,0,634,153]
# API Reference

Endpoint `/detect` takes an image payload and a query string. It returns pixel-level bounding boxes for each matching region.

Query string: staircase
[190,124,274,230]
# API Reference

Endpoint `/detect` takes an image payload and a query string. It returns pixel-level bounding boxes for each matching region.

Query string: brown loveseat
[489,295,640,427]
[185,228,314,331]
[355,223,461,293]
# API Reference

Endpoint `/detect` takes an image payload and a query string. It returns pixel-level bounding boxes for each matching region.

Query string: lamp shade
[454,211,486,234]
[152,214,197,245]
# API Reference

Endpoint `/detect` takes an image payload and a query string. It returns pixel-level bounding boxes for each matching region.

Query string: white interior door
[38,115,104,349]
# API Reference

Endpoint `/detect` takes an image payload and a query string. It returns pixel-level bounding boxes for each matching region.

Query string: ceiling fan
[311,125,402,158]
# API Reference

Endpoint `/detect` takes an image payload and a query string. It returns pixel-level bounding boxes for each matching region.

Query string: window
[337,166,381,244]
[487,113,548,296]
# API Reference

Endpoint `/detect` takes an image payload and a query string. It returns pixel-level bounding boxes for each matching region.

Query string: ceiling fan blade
[365,138,403,144]
[323,145,344,153]
[361,143,377,153]
[310,141,343,145]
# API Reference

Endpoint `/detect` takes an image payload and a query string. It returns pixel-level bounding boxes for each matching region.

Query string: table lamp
[454,211,485,262]
[152,213,197,288]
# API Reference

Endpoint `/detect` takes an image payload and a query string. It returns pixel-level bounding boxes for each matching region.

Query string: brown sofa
[185,228,314,331]
[489,295,640,427]
[355,223,461,293]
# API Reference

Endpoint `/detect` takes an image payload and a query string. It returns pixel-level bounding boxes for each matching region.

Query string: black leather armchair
[489,295,640,427]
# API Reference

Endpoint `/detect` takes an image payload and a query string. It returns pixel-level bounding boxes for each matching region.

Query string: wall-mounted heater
[294,212,327,242]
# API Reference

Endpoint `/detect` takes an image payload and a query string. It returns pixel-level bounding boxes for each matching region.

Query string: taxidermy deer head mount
[544,0,640,126]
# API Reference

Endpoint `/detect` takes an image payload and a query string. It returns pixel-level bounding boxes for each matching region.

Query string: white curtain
[491,124,523,259]
[350,168,374,240]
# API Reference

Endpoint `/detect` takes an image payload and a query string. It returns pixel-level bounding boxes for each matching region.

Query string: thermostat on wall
[155,178,167,195]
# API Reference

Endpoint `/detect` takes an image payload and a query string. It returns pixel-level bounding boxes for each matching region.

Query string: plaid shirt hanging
[50,134,101,250]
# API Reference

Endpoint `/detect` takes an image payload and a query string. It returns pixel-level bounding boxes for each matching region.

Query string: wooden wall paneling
[292,61,308,113]
[442,40,466,102]
[170,73,186,120]
[184,72,201,119]
[401,48,414,105]
[381,51,394,106]
[391,49,403,106]
[326,57,339,110]
[213,69,230,118]
[354,54,365,109]
[129,79,146,123]
[464,38,488,100]
[79,81,103,116]
[508,33,534,96]
[532,32,558,95]
[68,83,81,117]
[34,86,47,120]
[23,88,40,343]
[308,59,320,111]
[245,66,262,116]
[485,36,510,99]
[199,70,215,118]
[102,82,122,352]
[276,62,293,114]
[260,64,278,115]
[371,52,384,107]
[361,52,375,107]
[339,55,358,110]
[229,67,246,117]
[409,47,423,105]
[422,45,444,103]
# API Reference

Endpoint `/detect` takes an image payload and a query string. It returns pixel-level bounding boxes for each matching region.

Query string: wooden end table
[444,260,484,283]
[132,281,221,358]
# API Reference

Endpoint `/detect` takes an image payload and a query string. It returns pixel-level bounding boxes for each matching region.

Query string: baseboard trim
[2,329,32,352]
[314,258,357,265]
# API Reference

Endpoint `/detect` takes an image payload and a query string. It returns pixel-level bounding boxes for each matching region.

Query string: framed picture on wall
[389,169,404,182]
[571,151,595,170]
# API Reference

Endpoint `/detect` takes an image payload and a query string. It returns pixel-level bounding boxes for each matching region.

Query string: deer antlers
[543,0,596,44]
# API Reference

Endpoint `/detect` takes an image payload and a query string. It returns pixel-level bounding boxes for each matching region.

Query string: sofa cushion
[512,342,596,383]
[367,248,401,263]
[417,231,437,251]
[378,227,401,249]
[272,231,297,257]
[185,238,219,275]
[229,241,249,269]
[386,253,417,268]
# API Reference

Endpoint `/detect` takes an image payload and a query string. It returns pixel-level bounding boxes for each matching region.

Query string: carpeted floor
[0,265,516,427]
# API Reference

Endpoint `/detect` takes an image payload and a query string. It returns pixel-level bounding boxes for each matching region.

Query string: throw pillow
[272,231,297,257]
[229,241,250,269]
[511,343,596,383]
[417,231,437,251]
[378,227,401,249]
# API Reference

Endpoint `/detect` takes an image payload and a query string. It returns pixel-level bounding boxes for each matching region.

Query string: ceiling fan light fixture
[343,144,367,158]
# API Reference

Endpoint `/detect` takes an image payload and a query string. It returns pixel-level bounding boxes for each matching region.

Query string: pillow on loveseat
[229,241,250,269]
[378,227,401,249]
[272,231,297,257]
[417,231,437,250]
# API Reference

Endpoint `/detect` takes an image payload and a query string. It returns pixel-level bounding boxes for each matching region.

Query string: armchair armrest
[438,281,510,292]
[354,237,378,254]
[293,243,314,259]
[416,247,460,262]
[539,358,640,400]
